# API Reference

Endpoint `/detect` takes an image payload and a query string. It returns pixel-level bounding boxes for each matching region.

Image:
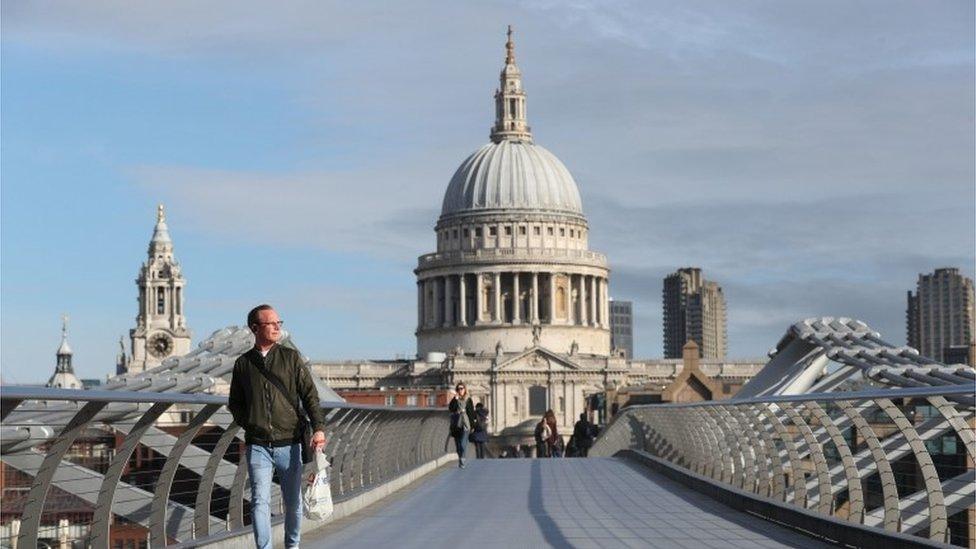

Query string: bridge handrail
[0,386,452,548]
[591,384,975,547]
[619,383,975,410]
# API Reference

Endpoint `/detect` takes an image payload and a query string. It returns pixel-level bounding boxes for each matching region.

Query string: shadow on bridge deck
[304,457,831,548]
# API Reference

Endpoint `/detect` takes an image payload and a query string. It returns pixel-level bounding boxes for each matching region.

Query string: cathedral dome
[440,140,583,218]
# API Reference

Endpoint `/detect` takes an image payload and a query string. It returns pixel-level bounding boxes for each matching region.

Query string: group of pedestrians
[447,382,489,467]
[535,411,595,458]
[448,382,598,463]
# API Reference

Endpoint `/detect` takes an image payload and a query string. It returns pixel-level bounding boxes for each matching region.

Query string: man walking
[228,305,327,549]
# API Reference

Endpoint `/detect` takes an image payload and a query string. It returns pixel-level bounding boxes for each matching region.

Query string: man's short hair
[247,304,275,328]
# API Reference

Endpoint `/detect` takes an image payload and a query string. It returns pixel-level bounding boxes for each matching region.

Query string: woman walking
[448,382,476,468]
[471,402,489,458]
[544,410,562,458]
[534,416,551,458]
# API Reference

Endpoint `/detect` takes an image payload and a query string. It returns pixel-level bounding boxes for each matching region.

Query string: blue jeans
[454,429,468,461]
[247,443,303,549]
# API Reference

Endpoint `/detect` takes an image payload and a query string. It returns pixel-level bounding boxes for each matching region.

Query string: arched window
[156,288,165,314]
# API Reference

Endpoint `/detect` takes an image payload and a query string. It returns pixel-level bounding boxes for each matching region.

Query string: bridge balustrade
[0,386,450,548]
[590,385,975,547]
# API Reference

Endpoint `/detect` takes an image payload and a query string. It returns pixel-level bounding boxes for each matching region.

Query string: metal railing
[0,386,451,548]
[591,385,976,547]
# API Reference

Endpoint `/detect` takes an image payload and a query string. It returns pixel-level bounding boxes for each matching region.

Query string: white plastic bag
[302,451,333,520]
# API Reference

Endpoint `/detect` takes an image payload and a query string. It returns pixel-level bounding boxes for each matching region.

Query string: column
[443,275,453,328]
[459,274,467,327]
[548,272,557,324]
[531,272,539,323]
[475,273,484,324]
[602,278,610,328]
[417,281,424,330]
[596,277,604,328]
[580,275,588,326]
[432,277,441,327]
[512,272,521,324]
[589,276,597,328]
[493,272,502,323]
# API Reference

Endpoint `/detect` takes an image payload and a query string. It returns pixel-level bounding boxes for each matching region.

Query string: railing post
[18,401,107,549]
[90,402,172,549]
[150,403,221,546]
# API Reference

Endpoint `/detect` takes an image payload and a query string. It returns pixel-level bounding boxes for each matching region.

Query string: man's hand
[312,430,326,452]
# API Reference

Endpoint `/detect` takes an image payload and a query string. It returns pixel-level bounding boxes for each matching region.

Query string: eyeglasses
[255,321,284,328]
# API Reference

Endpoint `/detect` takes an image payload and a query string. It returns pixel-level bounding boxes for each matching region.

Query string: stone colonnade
[418,272,609,331]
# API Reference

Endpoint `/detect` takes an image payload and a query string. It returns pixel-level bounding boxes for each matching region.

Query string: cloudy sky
[2,1,973,383]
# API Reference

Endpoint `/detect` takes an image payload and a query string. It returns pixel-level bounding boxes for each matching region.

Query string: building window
[429,393,437,407]
[406,394,418,406]
[463,228,469,238]
[529,386,547,416]
[489,227,497,236]
[385,395,395,406]
[547,227,554,236]
[475,228,482,237]
[156,289,165,314]
[559,228,565,236]
[452,229,458,239]
[519,226,526,235]
[513,396,519,413]
[534,226,541,236]
[504,226,512,236]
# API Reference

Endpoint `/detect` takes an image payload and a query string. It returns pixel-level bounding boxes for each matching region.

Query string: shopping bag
[302,451,333,520]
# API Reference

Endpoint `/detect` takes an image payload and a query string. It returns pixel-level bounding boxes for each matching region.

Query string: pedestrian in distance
[534,416,551,458]
[448,382,476,468]
[228,304,327,549]
[471,402,490,459]
[544,409,561,458]
[573,412,594,457]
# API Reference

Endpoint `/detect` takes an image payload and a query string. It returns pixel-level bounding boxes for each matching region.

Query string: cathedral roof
[439,27,584,220]
[440,140,583,218]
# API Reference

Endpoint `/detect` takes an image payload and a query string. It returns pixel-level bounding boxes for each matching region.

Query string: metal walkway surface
[304,458,831,548]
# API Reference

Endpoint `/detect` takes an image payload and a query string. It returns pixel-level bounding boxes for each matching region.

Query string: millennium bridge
[2,318,973,548]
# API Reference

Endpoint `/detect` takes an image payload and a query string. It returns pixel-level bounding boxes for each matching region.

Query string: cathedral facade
[314,29,763,446]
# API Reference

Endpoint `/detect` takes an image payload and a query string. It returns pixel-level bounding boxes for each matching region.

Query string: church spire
[56,314,73,373]
[490,25,532,143]
[148,203,176,267]
[48,313,82,389]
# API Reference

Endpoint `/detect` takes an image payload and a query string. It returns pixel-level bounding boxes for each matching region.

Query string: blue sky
[2,1,974,383]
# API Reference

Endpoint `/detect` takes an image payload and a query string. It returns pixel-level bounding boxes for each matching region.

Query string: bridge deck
[305,458,829,548]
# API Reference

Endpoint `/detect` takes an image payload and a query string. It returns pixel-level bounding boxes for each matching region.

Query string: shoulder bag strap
[253,356,307,422]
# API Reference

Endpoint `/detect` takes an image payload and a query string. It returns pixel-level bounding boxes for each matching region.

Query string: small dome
[440,140,584,218]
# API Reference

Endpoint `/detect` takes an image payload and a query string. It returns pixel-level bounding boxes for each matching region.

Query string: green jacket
[228,344,327,445]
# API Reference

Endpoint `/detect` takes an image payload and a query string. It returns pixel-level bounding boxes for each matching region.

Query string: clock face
[148,333,174,358]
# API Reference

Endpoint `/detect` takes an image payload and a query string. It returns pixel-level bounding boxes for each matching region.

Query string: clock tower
[127,205,192,373]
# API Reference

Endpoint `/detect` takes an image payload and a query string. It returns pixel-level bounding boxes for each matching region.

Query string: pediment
[495,346,581,372]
